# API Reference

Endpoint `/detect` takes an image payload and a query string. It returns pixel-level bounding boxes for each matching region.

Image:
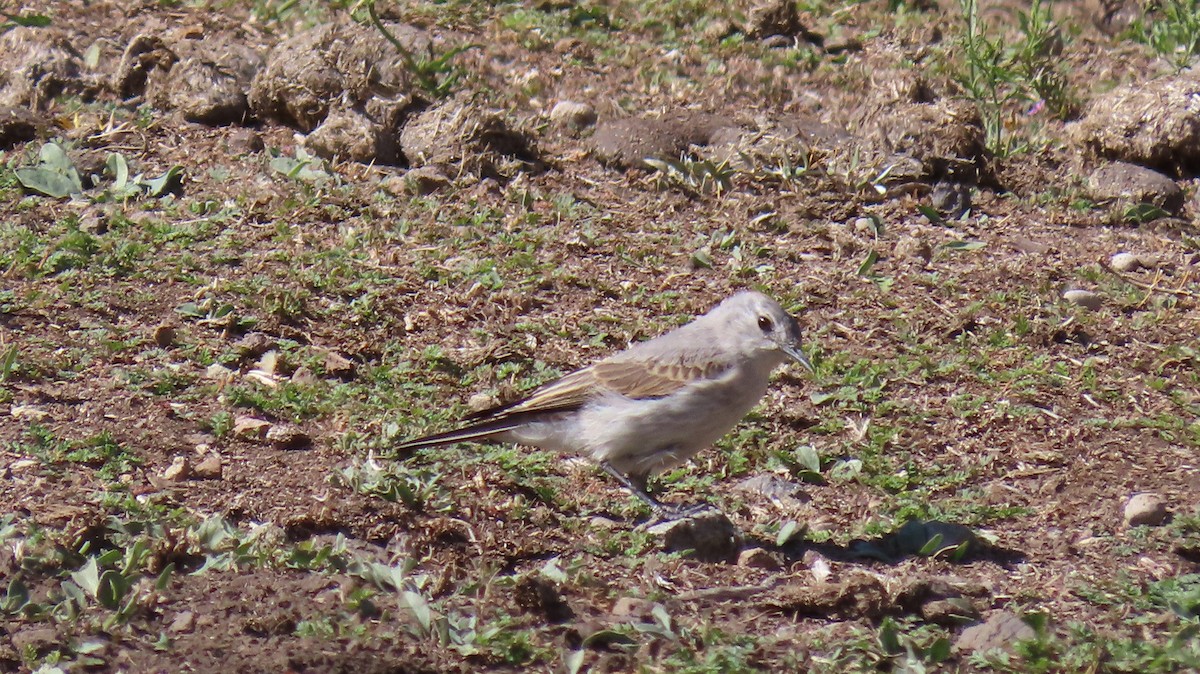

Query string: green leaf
[141,165,183,197]
[0,344,17,382]
[15,142,84,198]
[877,617,902,654]
[402,590,432,632]
[794,445,821,473]
[563,649,586,674]
[776,519,802,547]
[2,10,51,28]
[72,558,102,597]
[856,249,878,277]
[917,204,946,226]
[97,570,128,609]
[944,239,987,251]
[1,577,28,613]
[155,562,176,591]
[106,153,130,191]
[917,532,946,556]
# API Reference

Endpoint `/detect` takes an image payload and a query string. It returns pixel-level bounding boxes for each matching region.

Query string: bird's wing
[469,355,731,421]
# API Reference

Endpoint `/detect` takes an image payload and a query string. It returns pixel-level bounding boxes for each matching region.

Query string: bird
[393,290,812,516]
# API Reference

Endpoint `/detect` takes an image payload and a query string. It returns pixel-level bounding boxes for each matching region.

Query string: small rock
[610,596,654,618]
[162,456,191,482]
[193,453,223,479]
[1063,289,1104,310]
[233,416,272,439]
[954,612,1036,654]
[644,508,742,562]
[266,423,311,451]
[152,323,177,348]
[1087,162,1183,214]
[235,332,277,359]
[320,349,356,378]
[1124,492,1168,527]
[290,365,318,386]
[169,610,196,634]
[468,392,499,412]
[549,100,597,129]
[227,128,265,154]
[400,165,450,196]
[205,363,234,384]
[738,547,782,570]
[589,515,620,529]
[1109,252,1143,272]
[895,234,933,264]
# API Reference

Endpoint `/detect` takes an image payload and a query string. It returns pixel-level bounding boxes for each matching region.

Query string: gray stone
[1063,289,1104,310]
[1088,162,1183,213]
[645,508,742,562]
[954,612,1037,654]
[1124,492,1168,527]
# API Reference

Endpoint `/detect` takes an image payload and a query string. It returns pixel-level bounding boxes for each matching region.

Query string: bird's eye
[757,315,773,332]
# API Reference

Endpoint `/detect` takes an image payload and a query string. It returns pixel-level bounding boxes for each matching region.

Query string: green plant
[1131,0,1200,70]
[358,0,478,98]
[954,0,1072,155]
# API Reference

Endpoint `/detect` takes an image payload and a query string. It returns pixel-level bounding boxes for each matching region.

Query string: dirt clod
[1072,70,1200,174]
[1088,162,1183,214]
[954,611,1037,654]
[591,114,725,169]
[1124,492,1168,527]
[1063,289,1104,310]
[644,508,742,562]
[769,573,891,620]
[0,105,41,149]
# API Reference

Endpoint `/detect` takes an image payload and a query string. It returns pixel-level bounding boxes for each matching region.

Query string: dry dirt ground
[1,0,1199,672]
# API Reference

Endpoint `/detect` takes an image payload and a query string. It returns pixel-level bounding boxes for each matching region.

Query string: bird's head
[713,291,813,372]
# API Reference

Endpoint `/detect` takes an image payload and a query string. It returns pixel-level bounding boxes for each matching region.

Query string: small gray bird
[394,291,812,514]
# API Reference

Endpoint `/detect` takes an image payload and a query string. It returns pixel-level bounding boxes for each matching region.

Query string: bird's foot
[650,501,720,522]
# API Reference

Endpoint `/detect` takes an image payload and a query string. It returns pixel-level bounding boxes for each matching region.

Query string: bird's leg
[598,462,713,520]
[599,461,666,513]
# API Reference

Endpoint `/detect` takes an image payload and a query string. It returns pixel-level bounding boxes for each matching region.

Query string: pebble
[644,508,742,562]
[1063,289,1104,310]
[162,456,191,482]
[549,100,597,129]
[737,547,782,570]
[1109,252,1143,272]
[193,453,223,479]
[266,423,311,451]
[1124,492,1168,527]
[152,323,177,348]
[233,416,271,439]
[954,611,1035,654]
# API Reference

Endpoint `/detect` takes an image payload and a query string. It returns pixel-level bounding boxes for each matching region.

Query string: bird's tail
[391,417,525,455]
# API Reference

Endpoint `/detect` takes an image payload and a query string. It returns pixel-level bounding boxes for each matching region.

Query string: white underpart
[501,352,784,479]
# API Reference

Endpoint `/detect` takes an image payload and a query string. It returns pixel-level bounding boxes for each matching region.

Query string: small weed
[1130,0,1200,70]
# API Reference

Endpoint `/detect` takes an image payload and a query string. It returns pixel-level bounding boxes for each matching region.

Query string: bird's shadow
[760,519,1026,567]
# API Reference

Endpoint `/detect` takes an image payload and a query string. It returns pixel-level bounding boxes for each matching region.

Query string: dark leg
[598,462,713,519]
[599,462,664,512]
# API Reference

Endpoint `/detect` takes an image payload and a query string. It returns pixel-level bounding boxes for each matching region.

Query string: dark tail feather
[392,418,525,455]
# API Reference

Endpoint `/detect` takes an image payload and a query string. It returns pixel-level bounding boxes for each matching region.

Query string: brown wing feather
[465,355,731,422]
